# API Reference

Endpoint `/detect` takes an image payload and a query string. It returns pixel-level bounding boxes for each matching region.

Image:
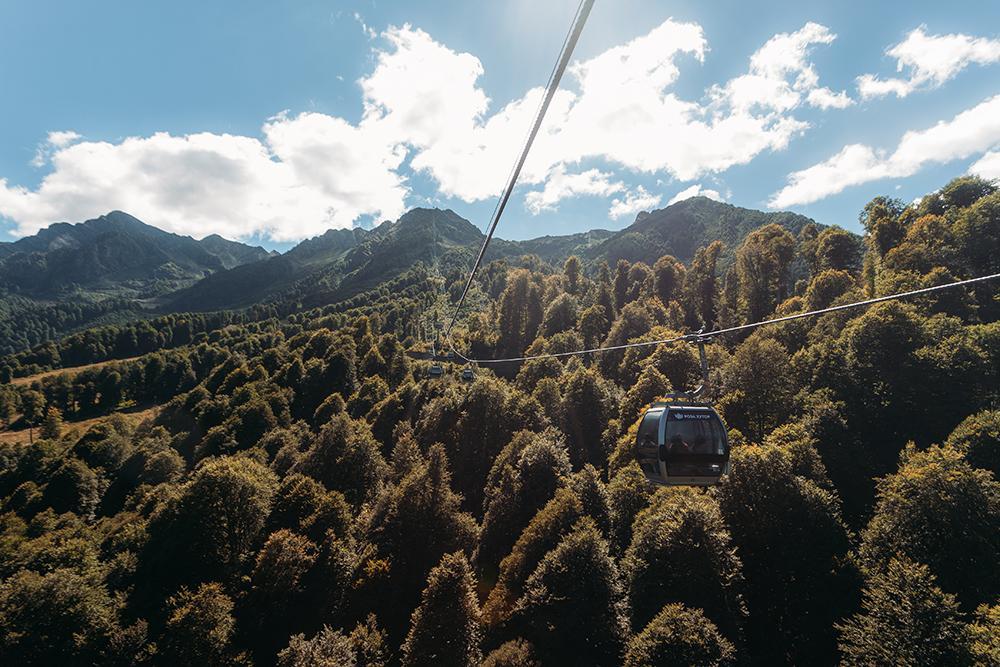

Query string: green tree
[0,568,116,665]
[21,389,46,443]
[652,255,686,306]
[607,463,652,556]
[278,618,389,667]
[837,558,971,666]
[860,445,1000,608]
[559,367,616,469]
[860,195,906,259]
[481,639,540,667]
[623,488,745,637]
[539,293,579,337]
[161,582,238,665]
[278,626,355,667]
[714,443,852,663]
[684,241,723,329]
[624,603,736,667]
[720,336,794,442]
[734,223,795,323]
[401,552,482,667]
[367,445,478,638]
[813,226,861,273]
[483,487,584,627]
[137,456,278,598]
[477,429,571,575]
[946,409,1000,476]
[563,255,583,295]
[510,518,627,667]
[242,529,319,659]
[578,304,610,349]
[968,603,1000,666]
[804,268,856,310]
[497,269,544,356]
[619,365,670,424]
[292,413,389,506]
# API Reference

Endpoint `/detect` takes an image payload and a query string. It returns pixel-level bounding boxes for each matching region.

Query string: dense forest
[1,176,998,665]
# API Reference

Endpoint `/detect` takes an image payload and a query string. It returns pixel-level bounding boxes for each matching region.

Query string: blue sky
[1,0,998,251]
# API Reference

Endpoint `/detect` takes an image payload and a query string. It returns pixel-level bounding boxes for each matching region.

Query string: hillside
[585,196,818,266]
[165,199,826,313]
[0,211,272,299]
[0,176,998,665]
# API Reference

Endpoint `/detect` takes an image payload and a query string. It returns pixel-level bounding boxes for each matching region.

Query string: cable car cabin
[635,402,730,486]
[428,364,444,378]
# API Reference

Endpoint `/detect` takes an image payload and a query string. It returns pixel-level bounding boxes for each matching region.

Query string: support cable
[450,271,1000,365]
[443,0,595,339]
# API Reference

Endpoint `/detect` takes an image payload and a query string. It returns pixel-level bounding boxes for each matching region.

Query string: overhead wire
[434,0,997,368]
[443,0,595,340]
[450,271,1000,365]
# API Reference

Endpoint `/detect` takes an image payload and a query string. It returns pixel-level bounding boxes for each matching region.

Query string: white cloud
[711,22,840,114]
[969,150,1000,180]
[353,12,377,40]
[858,27,1000,99]
[1,19,846,241]
[807,87,853,109]
[668,183,724,205]
[609,186,661,220]
[524,165,624,214]
[769,94,1000,207]
[31,130,82,167]
[398,18,836,198]
[1,118,408,241]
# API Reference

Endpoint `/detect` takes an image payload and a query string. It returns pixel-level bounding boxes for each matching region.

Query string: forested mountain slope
[166,199,828,313]
[0,211,272,298]
[0,199,832,352]
[0,212,274,355]
[585,196,824,266]
[1,177,997,665]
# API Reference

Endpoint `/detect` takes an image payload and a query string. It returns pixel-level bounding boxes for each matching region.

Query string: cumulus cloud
[858,27,1000,99]
[1,19,846,241]
[524,165,624,214]
[711,22,845,114]
[807,87,853,109]
[970,150,1000,180]
[31,130,82,167]
[769,94,1000,207]
[609,186,661,220]
[1,119,408,241]
[668,184,724,205]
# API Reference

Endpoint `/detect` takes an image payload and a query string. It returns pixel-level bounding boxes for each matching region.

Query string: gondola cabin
[635,400,730,486]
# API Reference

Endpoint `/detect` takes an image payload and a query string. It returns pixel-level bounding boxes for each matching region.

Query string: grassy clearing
[0,405,161,445]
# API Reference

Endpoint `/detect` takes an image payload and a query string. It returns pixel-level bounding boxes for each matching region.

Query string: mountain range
[1,198,825,351]
[0,211,274,300]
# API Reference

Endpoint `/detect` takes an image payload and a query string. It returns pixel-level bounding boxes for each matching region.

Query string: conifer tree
[401,552,482,667]
[624,603,736,667]
[478,429,571,574]
[483,487,584,627]
[40,405,64,440]
[860,444,1000,608]
[511,518,627,667]
[837,558,970,666]
[623,488,745,637]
